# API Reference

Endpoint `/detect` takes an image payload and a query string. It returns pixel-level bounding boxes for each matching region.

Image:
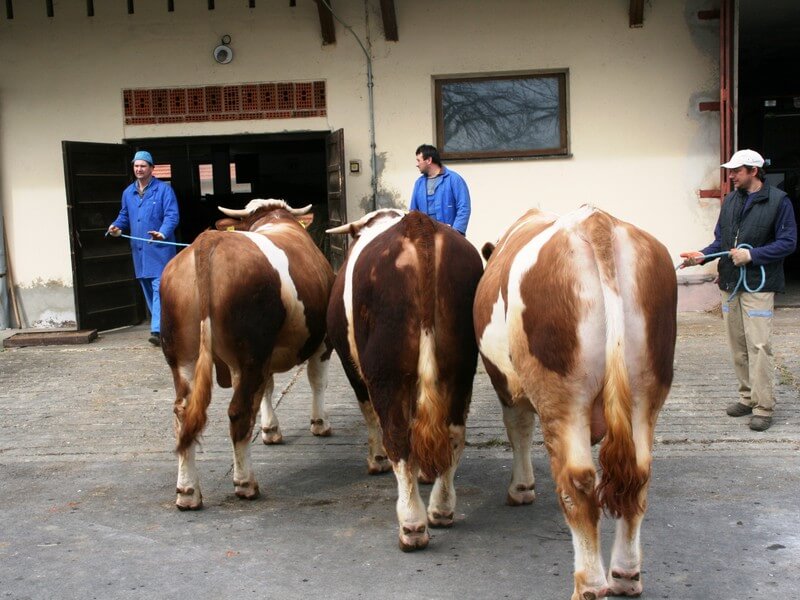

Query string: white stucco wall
[0,0,721,325]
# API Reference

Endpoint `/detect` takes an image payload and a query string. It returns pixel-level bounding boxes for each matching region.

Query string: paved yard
[0,310,798,599]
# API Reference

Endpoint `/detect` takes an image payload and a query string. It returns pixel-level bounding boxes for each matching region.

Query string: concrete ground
[0,310,798,600]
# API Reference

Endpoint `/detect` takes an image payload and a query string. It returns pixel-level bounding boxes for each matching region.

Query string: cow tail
[409,213,451,478]
[589,213,648,519]
[176,246,214,453]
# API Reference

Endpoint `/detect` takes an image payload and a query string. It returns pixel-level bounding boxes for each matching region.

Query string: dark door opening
[737,0,800,283]
[64,130,347,331]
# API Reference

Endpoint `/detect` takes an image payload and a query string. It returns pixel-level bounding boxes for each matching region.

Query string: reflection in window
[230,163,252,194]
[435,71,569,159]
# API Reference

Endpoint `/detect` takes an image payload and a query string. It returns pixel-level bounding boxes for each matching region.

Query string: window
[434,71,569,160]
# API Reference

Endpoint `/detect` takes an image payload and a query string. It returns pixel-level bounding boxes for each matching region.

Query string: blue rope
[105,231,190,248]
[677,243,765,301]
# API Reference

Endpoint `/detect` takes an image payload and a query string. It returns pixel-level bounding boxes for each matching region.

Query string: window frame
[433,69,570,161]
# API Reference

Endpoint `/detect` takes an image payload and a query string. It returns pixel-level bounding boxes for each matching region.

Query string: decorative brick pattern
[123,81,327,125]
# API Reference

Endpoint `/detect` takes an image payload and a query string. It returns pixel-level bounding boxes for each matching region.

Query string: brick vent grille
[123,80,326,125]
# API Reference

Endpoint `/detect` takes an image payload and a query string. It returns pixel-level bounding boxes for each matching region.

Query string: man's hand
[678,251,704,268]
[107,225,122,238]
[148,230,165,241]
[730,247,752,266]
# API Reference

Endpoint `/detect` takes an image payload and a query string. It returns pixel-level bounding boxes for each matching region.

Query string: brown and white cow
[474,206,676,600]
[160,199,334,510]
[327,209,483,551]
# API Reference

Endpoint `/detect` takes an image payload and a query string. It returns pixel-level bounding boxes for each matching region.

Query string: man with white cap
[680,149,797,431]
[108,150,180,346]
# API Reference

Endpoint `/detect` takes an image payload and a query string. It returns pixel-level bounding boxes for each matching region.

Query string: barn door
[63,141,145,331]
[325,129,348,272]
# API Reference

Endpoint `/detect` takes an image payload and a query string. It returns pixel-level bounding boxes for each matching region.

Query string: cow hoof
[427,510,454,528]
[608,570,642,597]
[506,484,536,506]
[398,524,429,552]
[234,480,260,500]
[310,419,332,437]
[175,487,202,510]
[367,455,392,475]
[261,426,283,445]
[417,472,436,485]
[571,587,610,600]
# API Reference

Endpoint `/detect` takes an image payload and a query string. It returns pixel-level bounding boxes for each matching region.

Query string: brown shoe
[749,416,772,431]
[726,402,753,417]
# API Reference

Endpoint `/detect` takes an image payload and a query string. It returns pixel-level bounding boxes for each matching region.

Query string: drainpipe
[0,210,10,329]
[319,0,378,212]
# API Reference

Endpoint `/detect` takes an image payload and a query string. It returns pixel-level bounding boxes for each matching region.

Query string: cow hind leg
[502,401,537,505]
[544,423,608,600]
[358,400,391,474]
[393,459,429,551]
[259,375,282,444]
[229,370,264,500]
[307,344,331,437]
[172,365,202,510]
[427,424,465,528]
[607,417,654,597]
[608,511,646,597]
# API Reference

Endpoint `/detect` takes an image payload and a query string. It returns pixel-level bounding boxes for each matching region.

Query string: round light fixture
[213,35,233,64]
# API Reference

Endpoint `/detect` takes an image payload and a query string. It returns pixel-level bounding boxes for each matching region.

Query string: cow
[160,199,335,510]
[473,205,676,600]
[326,209,484,551]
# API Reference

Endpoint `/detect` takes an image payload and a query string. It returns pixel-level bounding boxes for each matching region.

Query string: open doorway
[737,0,800,289]
[63,130,348,331]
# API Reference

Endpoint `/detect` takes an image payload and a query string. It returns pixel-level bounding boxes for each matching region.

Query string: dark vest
[718,183,786,293]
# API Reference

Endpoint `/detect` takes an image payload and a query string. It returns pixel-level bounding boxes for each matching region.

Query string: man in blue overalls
[409,144,471,235]
[681,149,797,431]
[108,150,180,346]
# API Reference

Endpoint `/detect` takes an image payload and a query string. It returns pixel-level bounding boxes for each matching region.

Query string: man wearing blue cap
[108,150,180,346]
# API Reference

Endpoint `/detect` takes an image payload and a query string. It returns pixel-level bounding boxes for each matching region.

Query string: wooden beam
[699,101,721,112]
[380,0,398,41]
[698,9,720,20]
[629,0,644,28]
[127,0,134,15]
[46,0,54,18]
[315,0,336,45]
[5,0,13,20]
[168,0,174,12]
[86,0,94,17]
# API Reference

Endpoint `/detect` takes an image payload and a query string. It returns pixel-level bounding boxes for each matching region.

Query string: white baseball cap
[721,149,765,169]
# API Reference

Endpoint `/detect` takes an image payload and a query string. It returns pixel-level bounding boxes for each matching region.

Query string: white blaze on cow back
[342,213,405,370]
[236,230,309,366]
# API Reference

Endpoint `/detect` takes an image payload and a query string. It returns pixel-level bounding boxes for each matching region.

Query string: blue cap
[132,150,154,165]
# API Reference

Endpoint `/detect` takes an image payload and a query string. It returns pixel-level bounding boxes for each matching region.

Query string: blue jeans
[138,277,161,334]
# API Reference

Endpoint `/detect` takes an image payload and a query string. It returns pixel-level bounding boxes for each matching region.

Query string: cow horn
[289,204,313,216]
[217,206,250,218]
[325,223,352,234]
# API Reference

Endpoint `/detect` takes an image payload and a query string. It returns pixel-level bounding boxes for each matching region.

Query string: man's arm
[409,179,421,212]
[157,185,180,239]
[748,197,798,265]
[451,175,471,234]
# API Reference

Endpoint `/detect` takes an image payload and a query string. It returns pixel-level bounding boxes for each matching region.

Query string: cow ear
[215,218,242,231]
[481,242,495,261]
[297,213,314,229]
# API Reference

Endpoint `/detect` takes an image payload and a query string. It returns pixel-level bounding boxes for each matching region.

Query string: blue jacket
[112,177,180,279]
[409,167,471,234]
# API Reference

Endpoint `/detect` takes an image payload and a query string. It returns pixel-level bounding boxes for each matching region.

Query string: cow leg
[607,414,653,597]
[172,366,203,510]
[502,401,537,505]
[259,375,282,444]
[229,370,263,500]
[543,420,608,600]
[358,400,391,474]
[427,424,465,528]
[307,344,332,437]
[393,459,429,552]
[607,511,645,597]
